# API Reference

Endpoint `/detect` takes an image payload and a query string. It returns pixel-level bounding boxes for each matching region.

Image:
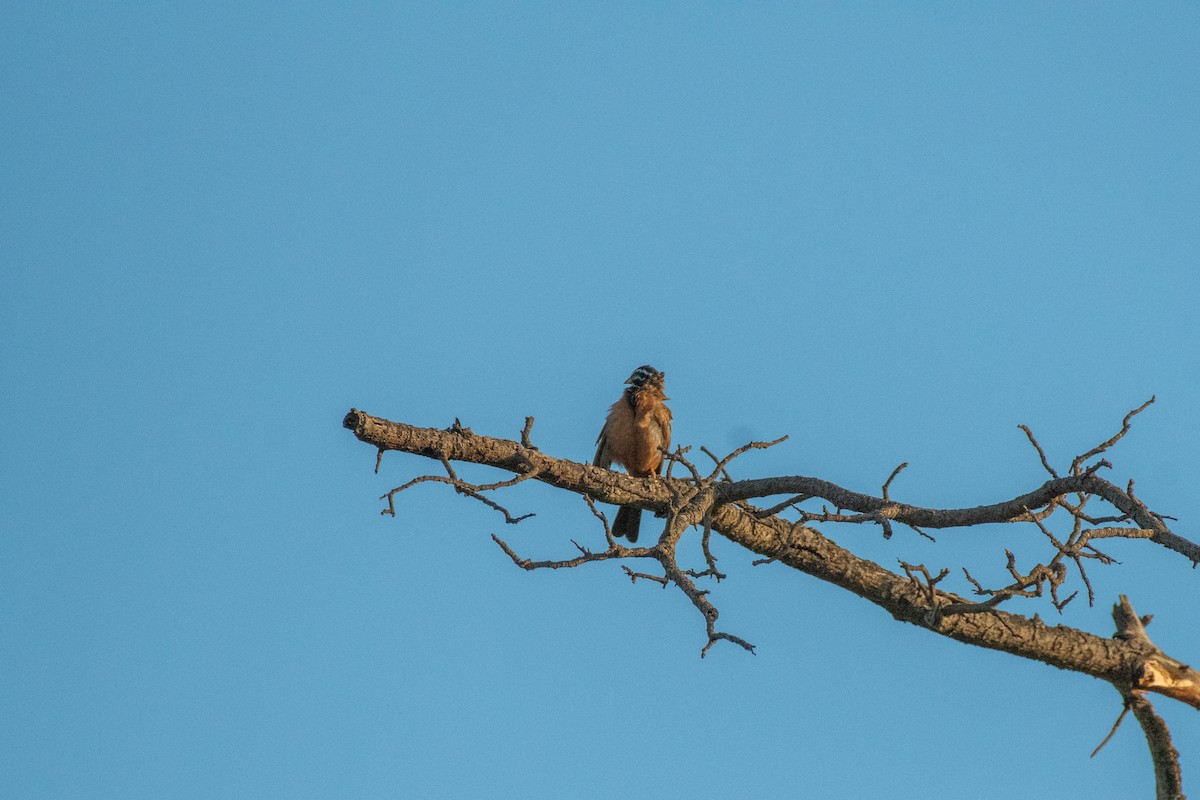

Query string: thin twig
[705,436,789,483]
[882,462,908,501]
[753,494,813,518]
[700,446,735,483]
[622,565,669,587]
[492,533,652,570]
[1091,699,1132,758]
[1070,396,1155,476]
[1018,424,1059,478]
[381,470,537,523]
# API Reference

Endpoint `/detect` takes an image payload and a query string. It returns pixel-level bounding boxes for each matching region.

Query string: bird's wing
[593,428,612,469]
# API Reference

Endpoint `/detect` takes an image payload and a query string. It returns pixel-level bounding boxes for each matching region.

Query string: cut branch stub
[1112,595,1200,711]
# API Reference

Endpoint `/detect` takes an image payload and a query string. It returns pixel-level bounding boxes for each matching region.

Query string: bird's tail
[612,506,641,543]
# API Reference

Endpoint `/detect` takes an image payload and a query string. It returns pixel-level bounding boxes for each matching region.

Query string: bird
[592,365,673,543]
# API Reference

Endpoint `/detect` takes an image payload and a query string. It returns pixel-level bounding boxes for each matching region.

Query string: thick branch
[344,409,671,514]
[343,409,1200,708]
[706,501,1198,706]
[717,475,1199,565]
[1126,693,1186,800]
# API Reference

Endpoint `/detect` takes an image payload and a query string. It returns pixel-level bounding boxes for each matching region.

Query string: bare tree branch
[1071,396,1156,476]
[1110,595,1189,800]
[1126,693,1185,800]
[717,473,1199,564]
[343,405,1200,795]
[378,457,539,524]
[343,408,1199,692]
[1019,424,1059,478]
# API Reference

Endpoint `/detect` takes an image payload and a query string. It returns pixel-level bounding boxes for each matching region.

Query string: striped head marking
[625,365,664,389]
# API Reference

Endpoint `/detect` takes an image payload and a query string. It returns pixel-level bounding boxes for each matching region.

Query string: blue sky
[3,4,1198,798]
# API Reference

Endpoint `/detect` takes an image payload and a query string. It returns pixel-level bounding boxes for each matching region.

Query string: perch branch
[343,409,1200,705]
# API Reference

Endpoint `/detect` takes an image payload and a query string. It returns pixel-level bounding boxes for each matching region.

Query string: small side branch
[958,546,1076,613]
[491,533,653,571]
[520,416,537,450]
[1090,697,1132,759]
[703,436,789,484]
[899,561,950,626]
[1071,397,1155,477]
[777,504,910,540]
[882,462,908,501]
[660,555,754,657]
[491,490,751,657]
[622,565,669,587]
[753,493,812,518]
[700,446,735,483]
[1019,424,1059,478]
[380,466,538,524]
[683,515,726,583]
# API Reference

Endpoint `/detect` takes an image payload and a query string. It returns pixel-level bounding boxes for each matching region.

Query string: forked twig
[1070,397,1155,476]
